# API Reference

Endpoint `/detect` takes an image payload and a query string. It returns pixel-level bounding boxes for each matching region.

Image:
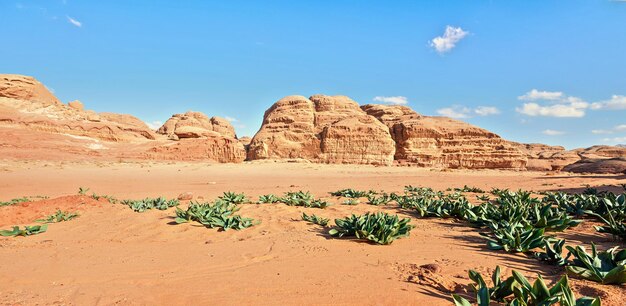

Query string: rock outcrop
[0,74,245,163]
[247,95,396,165]
[563,158,626,174]
[0,74,156,142]
[361,104,527,169]
[157,112,237,139]
[513,143,580,171]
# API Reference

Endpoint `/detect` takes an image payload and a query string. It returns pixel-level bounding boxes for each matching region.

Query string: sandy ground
[0,161,625,305]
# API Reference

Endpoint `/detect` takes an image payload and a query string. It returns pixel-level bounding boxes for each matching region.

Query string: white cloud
[542,129,565,136]
[602,136,626,143]
[67,16,82,27]
[373,96,408,105]
[474,106,500,116]
[224,116,239,122]
[516,89,589,118]
[145,121,163,130]
[592,129,613,134]
[436,105,500,119]
[430,26,469,54]
[437,106,470,119]
[590,95,626,110]
[518,89,563,101]
[516,102,587,117]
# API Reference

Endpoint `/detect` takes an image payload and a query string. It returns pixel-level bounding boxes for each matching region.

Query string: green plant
[0,197,30,207]
[452,267,601,306]
[594,210,626,241]
[510,271,599,306]
[37,210,79,223]
[366,193,392,205]
[301,212,329,226]
[566,243,626,284]
[342,199,359,205]
[219,191,249,204]
[329,212,412,245]
[78,187,90,195]
[0,224,48,237]
[281,191,328,208]
[534,239,569,266]
[468,266,516,302]
[455,185,485,193]
[258,194,280,204]
[330,189,373,198]
[175,200,256,231]
[528,204,582,232]
[483,223,546,253]
[121,197,179,212]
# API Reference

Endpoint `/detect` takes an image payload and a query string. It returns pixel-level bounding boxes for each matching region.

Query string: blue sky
[1,0,625,149]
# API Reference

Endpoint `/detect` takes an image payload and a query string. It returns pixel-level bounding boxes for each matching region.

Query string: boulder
[362,104,526,169]
[157,111,237,139]
[247,95,396,165]
[68,100,84,111]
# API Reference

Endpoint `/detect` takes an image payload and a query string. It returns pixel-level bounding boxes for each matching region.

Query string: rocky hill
[2,74,625,173]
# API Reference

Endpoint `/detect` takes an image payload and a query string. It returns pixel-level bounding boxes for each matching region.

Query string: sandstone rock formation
[563,158,626,174]
[361,104,526,169]
[0,74,245,163]
[157,112,236,139]
[513,143,580,171]
[0,74,156,142]
[247,95,395,166]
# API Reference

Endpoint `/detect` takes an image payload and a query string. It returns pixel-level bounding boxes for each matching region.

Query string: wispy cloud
[436,105,500,119]
[373,96,408,105]
[518,89,563,101]
[224,116,239,122]
[430,26,469,54]
[66,16,82,27]
[590,95,626,110]
[602,136,626,144]
[542,129,565,136]
[516,89,588,117]
[591,124,626,135]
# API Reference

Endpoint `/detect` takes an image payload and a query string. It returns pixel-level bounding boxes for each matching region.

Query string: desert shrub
[482,222,546,253]
[342,199,359,205]
[121,197,179,212]
[328,212,412,245]
[533,239,569,266]
[566,243,626,284]
[175,200,256,231]
[366,193,392,206]
[258,194,280,204]
[281,191,329,208]
[0,224,48,237]
[453,266,601,306]
[454,185,485,193]
[301,212,329,226]
[37,210,79,223]
[219,191,249,204]
[0,197,30,207]
[78,187,90,195]
[330,189,373,198]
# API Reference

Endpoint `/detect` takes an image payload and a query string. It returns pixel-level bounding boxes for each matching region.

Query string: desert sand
[1,161,625,305]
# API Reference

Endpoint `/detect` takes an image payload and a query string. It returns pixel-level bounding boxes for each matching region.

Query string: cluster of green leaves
[0,224,48,237]
[175,200,256,231]
[330,189,374,198]
[396,187,471,219]
[534,239,569,267]
[121,197,179,212]
[342,199,359,205]
[566,244,626,284]
[329,212,412,245]
[452,185,485,193]
[282,191,329,208]
[219,191,249,204]
[36,210,79,223]
[453,266,601,306]
[0,197,30,207]
[78,187,90,195]
[301,212,329,226]
[257,194,281,204]
[367,193,392,206]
